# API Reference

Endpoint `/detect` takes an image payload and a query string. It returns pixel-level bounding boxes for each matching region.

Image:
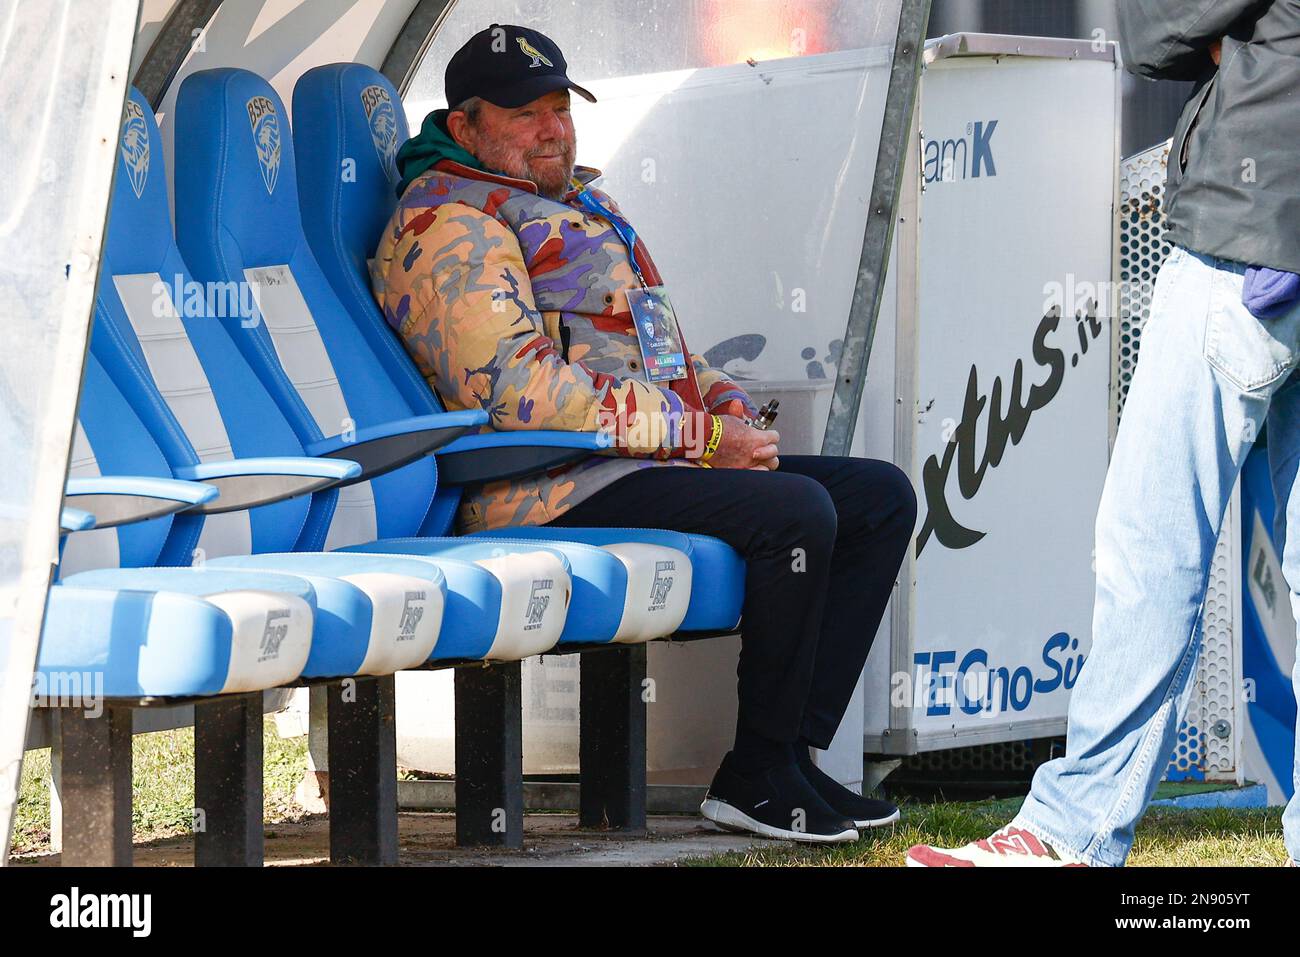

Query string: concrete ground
[12,813,767,867]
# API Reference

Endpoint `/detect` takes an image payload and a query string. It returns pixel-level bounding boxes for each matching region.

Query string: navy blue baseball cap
[446,24,596,110]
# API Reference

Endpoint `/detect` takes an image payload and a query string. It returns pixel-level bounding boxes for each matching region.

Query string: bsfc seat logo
[361,84,400,183]
[517,36,554,68]
[649,560,675,611]
[120,99,150,199]
[524,578,553,630]
[246,95,281,194]
[259,609,291,661]
[398,590,426,641]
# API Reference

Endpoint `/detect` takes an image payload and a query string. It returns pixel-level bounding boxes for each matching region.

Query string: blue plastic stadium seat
[45,567,317,698]
[467,527,743,633]
[290,62,745,634]
[86,85,570,663]
[70,289,449,680]
[39,347,314,697]
[172,68,697,645]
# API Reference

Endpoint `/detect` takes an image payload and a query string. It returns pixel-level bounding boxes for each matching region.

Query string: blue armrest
[173,456,361,514]
[60,507,97,533]
[435,430,612,485]
[304,410,486,483]
[64,475,220,529]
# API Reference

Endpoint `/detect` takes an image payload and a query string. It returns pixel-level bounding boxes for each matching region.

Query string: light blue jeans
[1012,246,1300,867]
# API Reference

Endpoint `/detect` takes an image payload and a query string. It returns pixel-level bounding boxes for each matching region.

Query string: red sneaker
[907,826,1088,867]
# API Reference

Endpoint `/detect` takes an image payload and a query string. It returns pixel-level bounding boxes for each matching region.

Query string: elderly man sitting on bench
[371,23,917,843]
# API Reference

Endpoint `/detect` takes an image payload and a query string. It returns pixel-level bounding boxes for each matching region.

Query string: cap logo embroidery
[517,36,554,68]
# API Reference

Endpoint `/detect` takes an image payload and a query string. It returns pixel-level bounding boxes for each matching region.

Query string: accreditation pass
[626,285,688,383]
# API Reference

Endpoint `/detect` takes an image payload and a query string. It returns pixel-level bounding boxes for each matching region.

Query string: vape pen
[750,400,779,431]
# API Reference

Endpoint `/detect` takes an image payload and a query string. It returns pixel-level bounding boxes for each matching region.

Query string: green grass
[683,796,1289,867]
[11,726,310,857]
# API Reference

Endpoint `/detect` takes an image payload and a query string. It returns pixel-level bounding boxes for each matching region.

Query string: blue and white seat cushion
[42,567,316,698]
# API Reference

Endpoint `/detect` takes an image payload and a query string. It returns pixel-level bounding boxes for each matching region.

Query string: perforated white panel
[1119,141,1240,780]
[1198,514,1241,778]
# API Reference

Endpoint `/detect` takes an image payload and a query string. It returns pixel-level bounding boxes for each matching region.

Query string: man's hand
[707,415,780,471]
[1209,39,1222,65]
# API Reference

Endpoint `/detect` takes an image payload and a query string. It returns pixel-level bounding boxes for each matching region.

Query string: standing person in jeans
[371,24,918,844]
[909,0,1300,867]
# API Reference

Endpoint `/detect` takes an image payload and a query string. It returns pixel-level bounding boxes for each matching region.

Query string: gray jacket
[1118,0,1300,273]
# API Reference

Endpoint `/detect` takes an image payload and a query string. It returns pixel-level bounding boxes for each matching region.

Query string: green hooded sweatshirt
[395,109,483,197]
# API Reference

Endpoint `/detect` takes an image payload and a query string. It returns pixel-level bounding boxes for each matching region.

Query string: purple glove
[1243,266,1300,319]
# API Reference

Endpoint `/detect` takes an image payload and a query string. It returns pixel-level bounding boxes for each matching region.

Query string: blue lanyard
[572,183,649,287]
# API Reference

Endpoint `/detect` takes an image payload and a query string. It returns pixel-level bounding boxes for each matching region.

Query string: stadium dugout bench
[42,69,745,867]
[47,90,573,866]
[48,351,353,866]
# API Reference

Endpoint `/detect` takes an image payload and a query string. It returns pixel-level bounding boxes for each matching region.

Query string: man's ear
[446,111,475,150]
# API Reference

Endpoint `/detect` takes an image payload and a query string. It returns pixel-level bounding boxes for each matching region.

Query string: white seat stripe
[324,480,379,550]
[244,264,353,440]
[112,273,238,466]
[243,264,381,550]
[112,272,252,559]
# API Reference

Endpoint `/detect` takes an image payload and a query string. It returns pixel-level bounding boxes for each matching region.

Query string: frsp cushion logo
[246,95,281,194]
[649,560,675,611]
[524,578,553,630]
[259,608,292,662]
[120,99,150,199]
[399,590,426,641]
[361,84,400,182]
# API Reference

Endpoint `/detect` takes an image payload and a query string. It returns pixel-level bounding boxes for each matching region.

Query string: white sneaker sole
[699,798,860,844]
[853,808,901,829]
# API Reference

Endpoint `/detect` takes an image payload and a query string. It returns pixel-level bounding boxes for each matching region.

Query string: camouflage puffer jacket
[370,159,756,533]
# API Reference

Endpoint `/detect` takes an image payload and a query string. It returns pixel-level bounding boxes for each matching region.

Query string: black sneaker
[700,753,859,844]
[796,747,900,829]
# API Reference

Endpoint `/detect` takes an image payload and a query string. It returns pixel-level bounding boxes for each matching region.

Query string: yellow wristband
[700,414,724,464]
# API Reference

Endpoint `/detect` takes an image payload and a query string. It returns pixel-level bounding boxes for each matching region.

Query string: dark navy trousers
[546,455,917,748]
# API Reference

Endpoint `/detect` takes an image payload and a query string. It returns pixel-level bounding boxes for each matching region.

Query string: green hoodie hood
[395,109,483,196]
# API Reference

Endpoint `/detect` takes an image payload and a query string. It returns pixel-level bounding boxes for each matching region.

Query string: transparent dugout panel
[0,0,139,859]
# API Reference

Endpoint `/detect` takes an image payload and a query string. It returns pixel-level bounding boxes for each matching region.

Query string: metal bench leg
[579,645,648,832]
[327,676,398,865]
[57,705,133,866]
[455,662,523,848]
[194,692,263,866]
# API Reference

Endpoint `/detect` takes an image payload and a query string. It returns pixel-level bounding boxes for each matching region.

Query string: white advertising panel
[870,51,1118,749]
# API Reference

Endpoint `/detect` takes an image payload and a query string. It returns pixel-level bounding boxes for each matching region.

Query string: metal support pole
[57,706,133,867]
[194,692,263,866]
[454,663,523,848]
[579,645,648,832]
[821,0,932,456]
[131,0,224,109]
[327,676,399,865]
[381,0,458,95]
